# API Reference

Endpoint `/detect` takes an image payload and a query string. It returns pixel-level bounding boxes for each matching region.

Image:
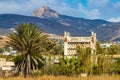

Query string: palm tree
[7,23,48,77]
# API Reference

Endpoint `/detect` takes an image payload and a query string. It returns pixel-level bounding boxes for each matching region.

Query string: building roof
[67,37,91,42]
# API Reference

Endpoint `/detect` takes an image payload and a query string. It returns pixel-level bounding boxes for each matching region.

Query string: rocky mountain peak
[32,6,59,19]
[42,6,50,10]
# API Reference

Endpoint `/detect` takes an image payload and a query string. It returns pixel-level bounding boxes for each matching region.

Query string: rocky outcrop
[32,6,59,19]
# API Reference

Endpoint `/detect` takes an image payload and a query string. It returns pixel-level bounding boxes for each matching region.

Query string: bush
[43,58,85,76]
[92,65,99,75]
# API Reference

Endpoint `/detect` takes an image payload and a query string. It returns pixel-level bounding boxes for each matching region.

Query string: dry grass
[0,75,120,80]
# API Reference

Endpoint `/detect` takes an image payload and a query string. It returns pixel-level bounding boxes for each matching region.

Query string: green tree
[113,58,120,74]
[7,23,48,77]
[108,45,120,55]
[49,44,64,55]
[96,42,103,54]
[94,42,114,75]
[77,46,92,74]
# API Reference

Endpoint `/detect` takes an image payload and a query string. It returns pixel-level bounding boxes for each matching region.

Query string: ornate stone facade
[64,32,96,57]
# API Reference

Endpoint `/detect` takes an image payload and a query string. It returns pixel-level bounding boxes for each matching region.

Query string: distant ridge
[0,6,120,41]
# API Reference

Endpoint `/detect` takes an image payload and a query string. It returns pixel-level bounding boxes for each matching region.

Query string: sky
[0,0,120,22]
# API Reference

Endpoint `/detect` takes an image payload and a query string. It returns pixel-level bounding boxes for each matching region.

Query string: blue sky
[0,0,120,22]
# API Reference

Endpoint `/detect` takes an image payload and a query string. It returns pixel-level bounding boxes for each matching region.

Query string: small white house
[2,61,15,71]
[3,47,17,56]
[0,58,15,71]
[100,43,112,48]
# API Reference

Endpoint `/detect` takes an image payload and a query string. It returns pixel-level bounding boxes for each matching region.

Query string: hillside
[0,6,120,41]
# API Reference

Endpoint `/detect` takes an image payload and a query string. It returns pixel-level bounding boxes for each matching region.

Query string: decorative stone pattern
[64,32,96,57]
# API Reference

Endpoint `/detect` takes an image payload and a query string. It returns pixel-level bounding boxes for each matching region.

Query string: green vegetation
[1,23,120,78]
[7,23,49,77]
[108,45,120,54]
[42,42,120,76]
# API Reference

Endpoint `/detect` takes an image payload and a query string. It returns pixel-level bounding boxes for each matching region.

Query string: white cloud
[113,2,120,11]
[0,0,101,19]
[0,0,59,15]
[0,0,120,20]
[108,17,120,22]
[0,2,20,13]
[86,9,100,19]
[78,3,100,19]
[52,3,80,17]
[87,0,109,8]
[0,0,79,17]
[86,0,120,20]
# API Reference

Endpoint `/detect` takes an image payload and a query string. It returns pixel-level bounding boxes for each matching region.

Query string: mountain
[0,6,120,41]
[32,6,59,19]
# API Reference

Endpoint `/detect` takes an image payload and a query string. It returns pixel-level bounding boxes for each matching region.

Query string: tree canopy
[8,23,48,77]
